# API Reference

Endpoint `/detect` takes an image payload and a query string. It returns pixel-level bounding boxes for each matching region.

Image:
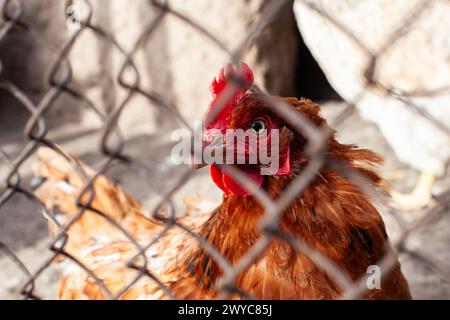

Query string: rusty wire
[0,0,449,300]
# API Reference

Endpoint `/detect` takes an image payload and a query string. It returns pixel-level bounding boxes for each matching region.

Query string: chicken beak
[189,136,226,170]
[190,159,208,170]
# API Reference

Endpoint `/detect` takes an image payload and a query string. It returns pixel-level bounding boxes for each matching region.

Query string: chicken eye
[249,119,267,133]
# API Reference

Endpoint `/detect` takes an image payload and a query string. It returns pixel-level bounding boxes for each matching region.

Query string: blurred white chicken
[294,0,450,210]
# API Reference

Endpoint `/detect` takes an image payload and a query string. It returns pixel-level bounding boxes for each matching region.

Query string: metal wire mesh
[0,0,449,300]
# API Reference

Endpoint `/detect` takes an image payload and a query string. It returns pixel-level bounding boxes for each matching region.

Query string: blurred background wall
[1,0,327,139]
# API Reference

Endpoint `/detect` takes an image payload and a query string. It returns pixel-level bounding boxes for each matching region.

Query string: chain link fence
[0,0,449,300]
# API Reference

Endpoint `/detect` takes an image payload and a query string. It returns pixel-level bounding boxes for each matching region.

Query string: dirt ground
[0,102,449,300]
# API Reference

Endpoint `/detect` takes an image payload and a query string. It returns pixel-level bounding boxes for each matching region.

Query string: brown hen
[33,62,411,300]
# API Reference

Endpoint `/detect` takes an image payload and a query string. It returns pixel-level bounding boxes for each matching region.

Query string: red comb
[206,62,254,132]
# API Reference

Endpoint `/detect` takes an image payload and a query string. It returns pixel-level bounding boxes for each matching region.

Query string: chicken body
[34,95,411,300]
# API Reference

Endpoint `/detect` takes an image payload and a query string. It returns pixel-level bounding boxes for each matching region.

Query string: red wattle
[210,165,229,195]
[210,165,264,197]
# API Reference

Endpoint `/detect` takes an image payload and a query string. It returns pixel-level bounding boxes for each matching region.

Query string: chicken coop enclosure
[0,0,449,300]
